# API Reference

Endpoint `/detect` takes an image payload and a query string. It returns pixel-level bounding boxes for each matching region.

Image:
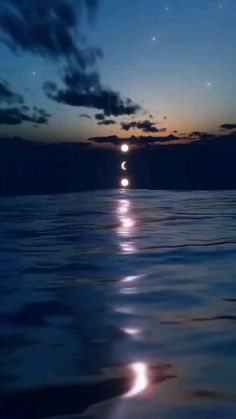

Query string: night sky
[0,0,236,143]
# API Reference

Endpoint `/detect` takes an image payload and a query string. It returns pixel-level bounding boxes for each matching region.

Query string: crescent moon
[121,161,127,171]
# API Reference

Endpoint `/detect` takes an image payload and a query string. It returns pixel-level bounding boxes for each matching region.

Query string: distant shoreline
[0,135,236,197]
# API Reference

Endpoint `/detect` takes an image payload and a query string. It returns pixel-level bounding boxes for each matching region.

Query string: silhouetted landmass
[0,137,119,196]
[0,134,235,197]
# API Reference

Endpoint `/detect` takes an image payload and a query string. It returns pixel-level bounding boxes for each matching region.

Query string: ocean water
[0,190,236,418]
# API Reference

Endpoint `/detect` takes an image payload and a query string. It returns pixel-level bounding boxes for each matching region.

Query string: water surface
[0,190,236,418]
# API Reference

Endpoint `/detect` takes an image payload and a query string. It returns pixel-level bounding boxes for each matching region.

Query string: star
[165,7,169,11]
[206,82,212,88]
[32,71,36,76]
[218,4,223,9]
[152,36,157,42]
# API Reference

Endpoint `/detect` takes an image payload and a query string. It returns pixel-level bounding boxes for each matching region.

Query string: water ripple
[0,190,236,418]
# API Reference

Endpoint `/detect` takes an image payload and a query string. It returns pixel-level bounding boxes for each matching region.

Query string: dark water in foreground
[0,190,236,418]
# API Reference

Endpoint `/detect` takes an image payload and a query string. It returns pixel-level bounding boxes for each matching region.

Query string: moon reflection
[123,327,140,336]
[124,362,149,398]
[121,217,134,229]
[117,199,136,237]
[115,192,155,402]
[116,197,147,401]
[121,275,142,283]
[118,217,135,237]
[117,199,130,214]
[120,241,136,254]
[114,306,134,314]
[120,286,138,295]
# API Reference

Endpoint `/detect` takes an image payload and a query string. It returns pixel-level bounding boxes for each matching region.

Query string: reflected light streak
[114,306,134,314]
[118,215,136,237]
[123,327,140,336]
[121,217,134,229]
[120,242,136,254]
[121,275,142,283]
[121,217,135,228]
[120,287,138,295]
[124,363,149,398]
[117,199,130,215]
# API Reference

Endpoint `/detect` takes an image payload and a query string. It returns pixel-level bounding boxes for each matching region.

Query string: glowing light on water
[117,197,135,236]
[118,199,130,214]
[124,362,149,398]
[117,215,135,237]
[121,217,134,229]
[123,327,140,336]
[114,306,134,314]
[120,241,136,254]
[121,275,141,283]
[120,287,138,295]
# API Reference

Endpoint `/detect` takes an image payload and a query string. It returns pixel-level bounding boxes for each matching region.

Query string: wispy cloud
[0,80,50,125]
[98,119,116,126]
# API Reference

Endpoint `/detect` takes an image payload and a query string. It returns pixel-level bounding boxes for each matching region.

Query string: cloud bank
[43,69,141,117]
[89,134,180,146]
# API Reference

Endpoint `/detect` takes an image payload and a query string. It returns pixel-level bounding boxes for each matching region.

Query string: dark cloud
[121,119,162,133]
[220,123,236,130]
[0,0,142,120]
[140,134,179,144]
[189,131,215,141]
[44,69,141,117]
[95,113,105,120]
[0,80,24,104]
[98,119,116,126]
[79,113,91,119]
[0,79,50,125]
[32,107,51,123]
[89,134,180,146]
[64,69,100,91]
[89,135,120,144]
[157,134,179,142]
[0,0,101,69]
[0,105,51,125]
